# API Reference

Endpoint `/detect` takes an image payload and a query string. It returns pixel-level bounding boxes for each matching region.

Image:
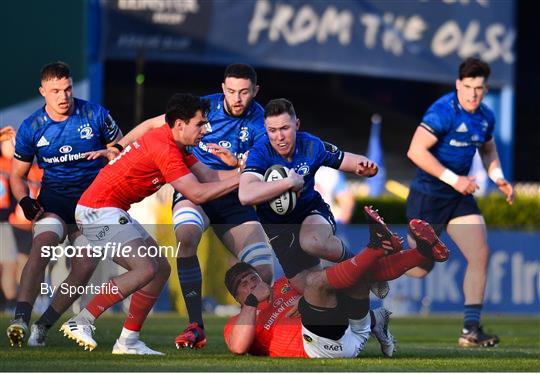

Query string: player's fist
[356,157,378,177]
[0,126,15,142]
[251,282,271,303]
[287,169,304,192]
[19,196,44,221]
[495,178,514,205]
[453,176,479,195]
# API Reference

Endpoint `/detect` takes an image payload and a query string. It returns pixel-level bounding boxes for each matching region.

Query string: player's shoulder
[74,98,108,120]
[202,93,223,110]
[477,102,495,123]
[19,106,47,133]
[297,131,323,148]
[430,92,459,115]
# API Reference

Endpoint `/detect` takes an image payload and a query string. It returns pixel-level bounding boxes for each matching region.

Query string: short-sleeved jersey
[14,98,120,198]
[189,93,266,170]
[223,277,306,357]
[78,125,198,211]
[243,132,344,224]
[410,92,495,198]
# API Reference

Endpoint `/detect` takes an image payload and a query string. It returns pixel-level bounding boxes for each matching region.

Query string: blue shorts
[406,189,481,235]
[172,189,259,238]
[38,188,79,234]
[263,201,335,279]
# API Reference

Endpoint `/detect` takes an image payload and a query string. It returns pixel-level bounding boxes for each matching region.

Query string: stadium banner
[101,0,515,86]
[337,225,540,315]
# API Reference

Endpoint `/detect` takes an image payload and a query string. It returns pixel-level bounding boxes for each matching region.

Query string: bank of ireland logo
[59,145,72,154]
[78,124,94,140]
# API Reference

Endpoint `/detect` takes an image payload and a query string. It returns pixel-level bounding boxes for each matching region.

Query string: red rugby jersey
[79,125,197,210]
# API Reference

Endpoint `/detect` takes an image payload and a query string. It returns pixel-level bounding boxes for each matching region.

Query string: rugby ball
[263,165,297,215]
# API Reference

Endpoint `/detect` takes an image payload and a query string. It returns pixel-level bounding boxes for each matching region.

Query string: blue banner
[338,226,540,315]
[101,0,516,86]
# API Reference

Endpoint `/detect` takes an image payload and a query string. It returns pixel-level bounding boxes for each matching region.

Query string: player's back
[190,93,265,170]
[14,98,118,198]
[79,125,196,211]
[411,92,495,198]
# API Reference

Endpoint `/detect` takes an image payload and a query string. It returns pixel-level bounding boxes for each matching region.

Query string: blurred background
[0,0,538,317]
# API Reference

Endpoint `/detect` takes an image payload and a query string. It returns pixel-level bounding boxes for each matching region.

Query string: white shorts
[75,205,151,256]
[301,314,371,358]
[0,223,17,263]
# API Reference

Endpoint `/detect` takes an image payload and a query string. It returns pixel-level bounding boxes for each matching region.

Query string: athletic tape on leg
[172,207,205,232]
[238,242,273,267]
[34,216,65,240]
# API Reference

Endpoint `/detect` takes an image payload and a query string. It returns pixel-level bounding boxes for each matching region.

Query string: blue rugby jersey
[14,98,120,198]
[189,93,266,170]
[410,92,495,198]
[243,131,344,224]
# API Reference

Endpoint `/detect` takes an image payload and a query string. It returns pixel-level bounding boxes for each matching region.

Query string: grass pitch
[1,313,538,372]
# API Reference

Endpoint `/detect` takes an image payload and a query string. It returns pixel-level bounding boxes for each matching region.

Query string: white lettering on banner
[247,0,515,64]
[426,261,461,303]
[432,20,515,63]
[118,0,200,25]
[512,253,540,305]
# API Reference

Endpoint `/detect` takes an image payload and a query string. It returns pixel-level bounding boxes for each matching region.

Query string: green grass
[1,313,539,371]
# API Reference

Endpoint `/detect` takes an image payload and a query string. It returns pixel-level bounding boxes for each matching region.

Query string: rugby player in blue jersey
[7,62,122,347]
[239,98,382,292]
[111,64,274,349]
[405,58,513,347]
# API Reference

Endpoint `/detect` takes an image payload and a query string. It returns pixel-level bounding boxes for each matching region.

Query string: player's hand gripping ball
[264,165,297,215]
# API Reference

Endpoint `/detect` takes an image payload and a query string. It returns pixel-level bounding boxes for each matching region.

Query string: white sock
[118,327,140,345]
[73,309,96,325]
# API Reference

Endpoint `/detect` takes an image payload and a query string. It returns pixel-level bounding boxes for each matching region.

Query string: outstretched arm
[338,152,378,177]
[170,172,239,205]
[479,139,513,204]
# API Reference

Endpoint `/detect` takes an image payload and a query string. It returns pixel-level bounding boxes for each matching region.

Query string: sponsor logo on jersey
[272,298,284,308]
[449,139,470,147]
[78,124,94,139]
[59,145,72,154]
[118,217,128,225]
[42,152,88,164]
[303,334,313,343]
[456,122,468,133]
[36,136,50,147]
[219,140,232,148]
[281,283,291,294]
[471,134,480,142]
[205,122,212,133]
[323,343,343,351]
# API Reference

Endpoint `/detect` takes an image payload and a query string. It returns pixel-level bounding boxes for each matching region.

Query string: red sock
[85,280,125,318]
[325,247,384,289]
[362,248,430,282]
[123,290,158,332]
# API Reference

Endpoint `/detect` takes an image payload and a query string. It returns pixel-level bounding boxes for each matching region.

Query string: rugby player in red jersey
[60,93,240,354]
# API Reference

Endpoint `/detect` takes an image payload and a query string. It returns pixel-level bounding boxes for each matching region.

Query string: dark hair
[165,93,210,128]
[224,63,257,85]
[224,262,257,296]
[264,98,296,119]
[40,61,71,82]
[458,58,491,81]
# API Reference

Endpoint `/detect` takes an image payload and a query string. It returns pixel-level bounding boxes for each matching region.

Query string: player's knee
[136,259,159,284]
[156,257,171,280]
[33,214,66,243]
[299,233,326,256]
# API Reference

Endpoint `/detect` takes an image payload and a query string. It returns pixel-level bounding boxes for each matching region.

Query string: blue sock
[464,304,482,330]
[177,256,204,329]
